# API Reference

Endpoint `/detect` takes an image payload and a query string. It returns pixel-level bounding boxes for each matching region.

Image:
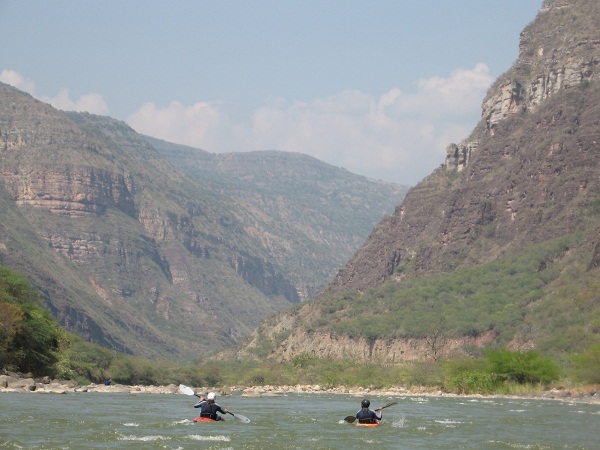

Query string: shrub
[446,371,498,394]
[485,349,560,385]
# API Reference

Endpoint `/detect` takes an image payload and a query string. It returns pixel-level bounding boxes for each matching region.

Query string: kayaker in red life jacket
[194,392,229,420]
[356,399,382,424]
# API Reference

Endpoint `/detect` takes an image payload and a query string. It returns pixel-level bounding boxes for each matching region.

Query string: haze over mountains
[0,85,407,360]
[231,0,600,363]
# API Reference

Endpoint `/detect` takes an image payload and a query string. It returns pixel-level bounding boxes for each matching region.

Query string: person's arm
[194,398,206,408]
[375,407,383,420]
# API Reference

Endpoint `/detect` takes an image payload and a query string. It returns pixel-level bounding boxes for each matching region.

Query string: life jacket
[357,407,379,424]
[200,402,221,420]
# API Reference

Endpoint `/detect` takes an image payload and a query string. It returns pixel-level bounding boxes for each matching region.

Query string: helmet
[361,399,370,408]
[207,392,216,400]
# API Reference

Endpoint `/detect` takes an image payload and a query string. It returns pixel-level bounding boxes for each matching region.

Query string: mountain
[0,85,407,360]
[144,136,408,301]
[231,0,600,363]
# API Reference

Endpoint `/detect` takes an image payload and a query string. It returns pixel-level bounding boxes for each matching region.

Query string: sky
[0,0,542,186]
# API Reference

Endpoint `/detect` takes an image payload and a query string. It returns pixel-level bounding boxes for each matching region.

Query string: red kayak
[193,417,224,423]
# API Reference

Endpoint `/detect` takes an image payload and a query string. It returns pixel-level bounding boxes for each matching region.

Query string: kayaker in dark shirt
[194,392,229,420]
[356,398,382,424]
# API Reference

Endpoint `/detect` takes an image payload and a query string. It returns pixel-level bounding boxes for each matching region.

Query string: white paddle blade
[235,414,251,423]
[178,384,195,396]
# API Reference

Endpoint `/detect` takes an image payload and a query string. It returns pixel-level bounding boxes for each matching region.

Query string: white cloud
[127,101,224,150]
[1,69,108,115]
[126,63,493,184]
[39,89,109,115]
[0,69,36,94]
[4,65,494,185]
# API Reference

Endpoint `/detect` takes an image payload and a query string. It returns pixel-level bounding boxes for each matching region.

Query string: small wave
[392,418,405,428]
[488,440,551,449]
[123,422,139,427]
[172,419,190,424]
[435,419,461,424]
[119,434,168,441]
[188,435,231,442]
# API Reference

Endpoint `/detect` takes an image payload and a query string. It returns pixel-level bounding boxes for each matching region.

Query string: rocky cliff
[231,0,600,363]
[330,0,600,294]
[482,0,599,133]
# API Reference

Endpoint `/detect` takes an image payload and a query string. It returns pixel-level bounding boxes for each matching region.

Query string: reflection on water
[0,392,598,449]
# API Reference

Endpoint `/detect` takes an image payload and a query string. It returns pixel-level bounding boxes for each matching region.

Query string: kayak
[193,417,223,423]
[356,420,381,427]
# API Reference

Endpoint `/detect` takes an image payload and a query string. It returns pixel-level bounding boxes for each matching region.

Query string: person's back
[194,392,228,420]
[355,399,382,424]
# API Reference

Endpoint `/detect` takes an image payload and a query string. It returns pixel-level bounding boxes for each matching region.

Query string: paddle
[178,384,251,423]
[343,401,398,423]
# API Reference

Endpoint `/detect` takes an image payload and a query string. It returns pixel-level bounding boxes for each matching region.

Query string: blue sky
[1,0,542,185]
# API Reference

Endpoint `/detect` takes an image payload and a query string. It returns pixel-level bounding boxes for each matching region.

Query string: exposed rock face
[0,166,136,217]
[482,0,600,134]
[445,141,478,172]
[268,330,495,363]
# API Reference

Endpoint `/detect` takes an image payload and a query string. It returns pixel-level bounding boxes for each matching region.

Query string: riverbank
[1,371,598,404]
[236,383,600,405]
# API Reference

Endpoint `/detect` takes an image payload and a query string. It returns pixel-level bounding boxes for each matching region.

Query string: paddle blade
[235,413,251,423]
[178,384,195,396]
[228,411,251,423]
[382,401,398,409]
[343,415,357,423]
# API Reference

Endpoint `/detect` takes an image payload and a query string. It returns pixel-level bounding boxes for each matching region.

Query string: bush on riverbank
[0,267,62,377]
[441,349,560,394]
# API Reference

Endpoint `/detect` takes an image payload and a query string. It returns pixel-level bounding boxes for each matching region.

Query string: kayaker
[356,399,382,424]
[194,392,229,420]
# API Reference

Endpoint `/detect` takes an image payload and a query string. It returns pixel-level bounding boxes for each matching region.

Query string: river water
[0,391,598,449]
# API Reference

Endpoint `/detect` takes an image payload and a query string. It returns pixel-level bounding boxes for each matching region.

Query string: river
[0,391,598,449]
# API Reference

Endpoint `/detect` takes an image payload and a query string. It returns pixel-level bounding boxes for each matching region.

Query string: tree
[424,318,449,361]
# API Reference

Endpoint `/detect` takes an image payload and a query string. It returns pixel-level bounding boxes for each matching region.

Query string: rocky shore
[237,383,600,405]
[1,371,598,405]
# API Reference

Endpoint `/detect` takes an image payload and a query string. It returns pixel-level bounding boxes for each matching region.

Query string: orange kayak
[356,420,381,427]
[193,417,223,423]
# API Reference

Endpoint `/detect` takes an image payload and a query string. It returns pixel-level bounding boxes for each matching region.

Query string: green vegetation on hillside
[0,266,63,376]
[308,234,599,357]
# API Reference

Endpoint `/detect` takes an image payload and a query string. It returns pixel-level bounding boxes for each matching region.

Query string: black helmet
[361,399,370,408]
